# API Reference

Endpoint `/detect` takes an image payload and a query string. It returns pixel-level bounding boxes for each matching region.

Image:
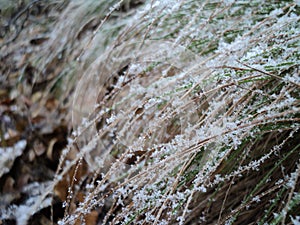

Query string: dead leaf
[28,149,36,162]
[38,215,52,225]
[45,97,58,111]
[1,134,21,146]
[0,89,8,99]
[47,138,57,160]
[31,91,43,103]
[17,173,31,189]
[3,176,15,193]
[7,128,19,138]
[33,139,46,156]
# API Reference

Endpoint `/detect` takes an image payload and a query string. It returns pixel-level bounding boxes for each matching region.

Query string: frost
[252,196,261,203]
[0,182,52,225]
[211,126,224,137]
[286,168,299,189]
[128,63,144,75]
[196,185,207,193]
[284,73,300,84]
[106,114,116,124]
[291,216,300,225]
[223,0,235,6]
[0,140,27,177]
[270,8,283,16]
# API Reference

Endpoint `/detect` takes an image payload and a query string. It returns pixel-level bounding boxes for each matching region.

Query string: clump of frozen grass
[7,0,298,224]
[57,0,299,224]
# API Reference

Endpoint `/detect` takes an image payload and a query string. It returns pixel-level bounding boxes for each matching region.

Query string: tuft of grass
[58,1,299,224]
[1,0,299,224]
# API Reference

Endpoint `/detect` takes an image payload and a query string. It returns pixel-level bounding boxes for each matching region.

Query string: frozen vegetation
[0,0,299,224]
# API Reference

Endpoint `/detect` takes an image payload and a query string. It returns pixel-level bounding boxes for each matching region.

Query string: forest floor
[1,2,73,224]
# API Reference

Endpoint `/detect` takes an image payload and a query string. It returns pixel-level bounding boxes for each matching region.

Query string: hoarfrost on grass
[42,0,300,224]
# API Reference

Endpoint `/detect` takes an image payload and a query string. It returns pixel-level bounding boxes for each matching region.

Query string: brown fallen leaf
[33,139,46,156]
[31,91,43,103]
[45,97,58,111]
[3,176,15,193]
[28,149,36,162]
[7,128,19,139]
[1,134,21,146]
[0,89,9,100]
[47,138,57,160]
